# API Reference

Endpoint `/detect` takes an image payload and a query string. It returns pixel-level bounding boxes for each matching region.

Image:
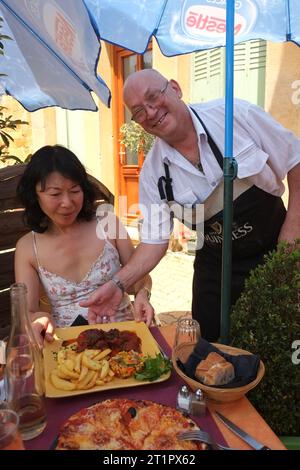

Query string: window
[191,40,266,107]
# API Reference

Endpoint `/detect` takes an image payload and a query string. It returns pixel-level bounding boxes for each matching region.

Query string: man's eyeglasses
[131,81,169,124]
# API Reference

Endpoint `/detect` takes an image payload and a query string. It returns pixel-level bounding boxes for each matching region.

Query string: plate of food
[43,321,172,398]
[54,398,206,450]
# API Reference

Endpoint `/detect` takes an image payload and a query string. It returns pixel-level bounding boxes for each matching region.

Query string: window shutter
[191,40,266,106]
[234,40,266,106]
[191,48,225,103]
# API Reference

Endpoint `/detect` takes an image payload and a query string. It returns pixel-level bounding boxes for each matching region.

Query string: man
[81,69,300,341]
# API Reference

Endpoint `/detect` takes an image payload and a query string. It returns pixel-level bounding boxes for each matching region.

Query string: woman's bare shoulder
[15,232,36,264]
[16,231,33,250]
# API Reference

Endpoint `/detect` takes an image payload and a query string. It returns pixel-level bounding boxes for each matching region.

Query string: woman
[15,145,154,343]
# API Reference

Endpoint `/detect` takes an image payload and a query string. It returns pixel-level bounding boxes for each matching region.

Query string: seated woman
[15,145,154,343]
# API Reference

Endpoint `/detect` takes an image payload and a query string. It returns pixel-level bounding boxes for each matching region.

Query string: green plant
[120,121,155,154]
[0,16,12,64]
[230,242,300,436]
[0,17,29,165]
[0,105,29,164]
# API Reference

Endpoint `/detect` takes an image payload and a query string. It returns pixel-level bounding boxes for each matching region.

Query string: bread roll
[196,352,225,371]
[195,352,235,386]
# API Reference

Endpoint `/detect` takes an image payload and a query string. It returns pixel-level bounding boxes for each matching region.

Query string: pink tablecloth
[26,327,226,450]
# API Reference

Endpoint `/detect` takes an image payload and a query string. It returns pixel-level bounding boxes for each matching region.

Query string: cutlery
[153,338,169,360]
[178,430,236,450]
[215,411,271,450]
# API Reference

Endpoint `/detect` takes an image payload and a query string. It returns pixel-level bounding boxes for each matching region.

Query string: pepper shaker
[190,388,206,416]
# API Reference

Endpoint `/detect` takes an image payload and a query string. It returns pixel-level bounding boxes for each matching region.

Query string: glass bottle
[5,283,47,440]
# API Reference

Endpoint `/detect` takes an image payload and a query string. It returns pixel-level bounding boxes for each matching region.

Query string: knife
[215,411,271,450]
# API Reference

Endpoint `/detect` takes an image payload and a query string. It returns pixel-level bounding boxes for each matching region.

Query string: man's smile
[152,112,168,128]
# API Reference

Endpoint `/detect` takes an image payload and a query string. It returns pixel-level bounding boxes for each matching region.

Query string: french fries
[50,347,114,391]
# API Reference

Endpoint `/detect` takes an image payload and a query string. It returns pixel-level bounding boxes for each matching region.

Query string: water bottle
[5,283,47,440]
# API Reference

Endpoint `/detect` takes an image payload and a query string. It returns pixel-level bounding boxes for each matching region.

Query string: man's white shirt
[139,99,300,244]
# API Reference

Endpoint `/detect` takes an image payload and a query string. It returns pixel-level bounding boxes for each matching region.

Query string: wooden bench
[0,164,114,339]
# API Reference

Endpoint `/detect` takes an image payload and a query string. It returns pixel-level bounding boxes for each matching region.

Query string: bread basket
[172,342,265,403]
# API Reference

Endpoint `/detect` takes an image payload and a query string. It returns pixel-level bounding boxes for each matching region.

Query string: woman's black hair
[17,145,97,232]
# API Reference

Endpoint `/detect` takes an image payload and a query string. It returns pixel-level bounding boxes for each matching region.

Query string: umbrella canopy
[0,0,111,111]
[1,1,300,111]
[90,0,300,54]
[0,0,300,111]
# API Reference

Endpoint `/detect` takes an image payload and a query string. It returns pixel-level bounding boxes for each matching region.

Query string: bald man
[81,69,300,341]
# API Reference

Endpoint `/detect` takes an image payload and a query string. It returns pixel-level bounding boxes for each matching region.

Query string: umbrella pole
[220,159,237,343]
[220,0,237,344]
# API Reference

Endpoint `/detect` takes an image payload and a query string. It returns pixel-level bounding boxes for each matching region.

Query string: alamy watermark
[291,80,300,106]
[96,196,205,249]
[291,340,300,365]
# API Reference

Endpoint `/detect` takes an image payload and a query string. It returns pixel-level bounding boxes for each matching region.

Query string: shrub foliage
[230,242,300,436]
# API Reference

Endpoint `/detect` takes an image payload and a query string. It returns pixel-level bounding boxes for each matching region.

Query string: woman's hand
[31,312,55,346]
[133,289,155,327]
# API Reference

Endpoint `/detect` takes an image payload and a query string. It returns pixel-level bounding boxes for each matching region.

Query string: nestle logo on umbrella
[182,5,250,40]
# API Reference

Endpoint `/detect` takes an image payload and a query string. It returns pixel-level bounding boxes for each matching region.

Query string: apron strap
[158,162,175,201]
[158,108,224,202]
[190,107,224,170]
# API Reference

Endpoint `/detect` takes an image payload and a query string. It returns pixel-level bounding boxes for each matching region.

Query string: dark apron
[158,108,286,341]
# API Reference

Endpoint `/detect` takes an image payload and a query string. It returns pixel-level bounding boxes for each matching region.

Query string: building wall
[0,95,102,178]
[55,107,101,178]
[265,42,300,137]
[153,41,192,101]
[97,43,116,194]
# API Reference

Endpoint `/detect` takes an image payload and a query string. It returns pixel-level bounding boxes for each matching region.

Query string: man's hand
[279,163,300,244]
[278,216,300,244]
[133,291,155,327]
[79,281,123,324]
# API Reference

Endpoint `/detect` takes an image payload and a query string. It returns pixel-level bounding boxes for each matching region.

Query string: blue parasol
[0,0,111,111]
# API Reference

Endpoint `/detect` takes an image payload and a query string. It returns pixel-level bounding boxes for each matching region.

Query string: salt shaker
[5,283,47,440]
[176,385,192,414]
[176,385,206,416]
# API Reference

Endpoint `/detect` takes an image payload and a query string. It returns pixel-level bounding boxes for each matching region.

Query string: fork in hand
[178,430,235,450]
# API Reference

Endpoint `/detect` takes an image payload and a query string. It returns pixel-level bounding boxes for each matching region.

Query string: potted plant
[0,105,29,165]
[0,17,29,166]
[120,121,154,155]
[230,242,300,446]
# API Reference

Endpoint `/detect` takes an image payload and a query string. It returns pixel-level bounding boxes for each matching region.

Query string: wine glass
[0,409,25,450]
[174,317,201,349]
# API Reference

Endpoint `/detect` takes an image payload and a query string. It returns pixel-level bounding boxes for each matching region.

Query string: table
[26,325,285,450]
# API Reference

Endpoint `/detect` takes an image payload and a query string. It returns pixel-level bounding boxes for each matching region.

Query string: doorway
[112,46,152,225]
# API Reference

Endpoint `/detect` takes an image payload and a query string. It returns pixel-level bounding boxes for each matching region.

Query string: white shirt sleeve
[233,100,300,195]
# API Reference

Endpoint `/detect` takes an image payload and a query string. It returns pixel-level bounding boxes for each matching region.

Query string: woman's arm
[15,235,55,343]
[113,215,155,325]
[82,213,168,322]
[89,214,155,325]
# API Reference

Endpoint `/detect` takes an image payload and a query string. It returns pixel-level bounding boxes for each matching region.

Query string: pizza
[56,399,206,450]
